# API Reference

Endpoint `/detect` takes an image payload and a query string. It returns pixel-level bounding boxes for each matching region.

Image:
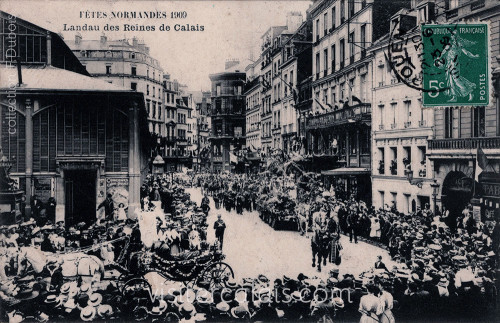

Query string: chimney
[225,58,240,71]
[286,12,303,32]
[75,32,82,45]
[132,37,138,47]
[100,33,107,44]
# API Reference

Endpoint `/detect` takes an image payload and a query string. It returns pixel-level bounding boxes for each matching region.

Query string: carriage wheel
[196,262,234,290]
[121,277,152,298]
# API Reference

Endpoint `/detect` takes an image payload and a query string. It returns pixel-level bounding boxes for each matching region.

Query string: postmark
[421,24,489,107]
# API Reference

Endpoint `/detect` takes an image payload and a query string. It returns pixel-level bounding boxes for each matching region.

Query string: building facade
[370,7,436,213]
[427,0,500,221]
[162,74,180,172]
[0,11,146,225]
[67,34,165,137]
[209,62,246,172]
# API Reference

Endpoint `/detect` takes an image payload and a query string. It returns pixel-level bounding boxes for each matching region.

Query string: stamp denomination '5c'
[421,24,489,107]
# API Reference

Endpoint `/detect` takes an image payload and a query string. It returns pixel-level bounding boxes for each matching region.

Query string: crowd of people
[0,169,499,322]
[194,171,500,321]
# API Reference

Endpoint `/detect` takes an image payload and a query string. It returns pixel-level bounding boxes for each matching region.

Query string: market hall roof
[0,65,138,94]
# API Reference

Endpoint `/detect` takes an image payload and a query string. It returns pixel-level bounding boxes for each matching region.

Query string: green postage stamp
[421,24,489,107]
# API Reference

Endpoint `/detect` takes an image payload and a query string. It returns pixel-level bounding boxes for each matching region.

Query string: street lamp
[430,180,440,215]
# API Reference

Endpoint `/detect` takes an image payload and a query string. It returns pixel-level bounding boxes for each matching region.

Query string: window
[444,107,453,138]
[147,101,151,115]
[331,45,336,73]
[158,104,161,119]
[216,84,221,96]
[391,103,397,127]
[147,85,150,96]
[361,25,367,58]
[360,74,366,102]
[158,88,161,98]
[349,32,355,64]
[147,69,149,78]
[316,52,320,78]
[331,87,336,106]
[323,89,328,104]
[131,66,136,75]
[348,0,355,18]
[340,0,346,23]
[238,86,242,95]
[324,49,328,75]
[340,39,345,68]
[449,0,459,9]
[131,52,136,59]
[290,71,294,88]
[316,19,320,41]
[324,12,328,36]
[339,83,345,102]
[106,65,112,74]
[332,7,336,30]
[378,105,384,127]
[404,100,411,122]
[167,109,170,119]
[131,82,137,91]
[472,106,485,137]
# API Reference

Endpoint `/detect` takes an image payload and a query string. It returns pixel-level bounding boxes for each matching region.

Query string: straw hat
[88,293,103,307]
[80,306,96,322]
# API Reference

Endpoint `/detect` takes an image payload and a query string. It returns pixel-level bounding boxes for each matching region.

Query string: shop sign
[106,178,129,187]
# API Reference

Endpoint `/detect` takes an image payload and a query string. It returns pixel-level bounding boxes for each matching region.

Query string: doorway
[65,170,96,228]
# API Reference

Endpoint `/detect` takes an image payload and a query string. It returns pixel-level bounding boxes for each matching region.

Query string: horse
[311,230,331,272]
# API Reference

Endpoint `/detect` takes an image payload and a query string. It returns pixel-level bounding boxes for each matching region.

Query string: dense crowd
[194,172,500,321]
[0,169,499,322]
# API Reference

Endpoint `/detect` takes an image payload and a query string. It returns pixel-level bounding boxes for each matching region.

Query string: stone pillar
[24,99,33,217]
[128,100,141,219]
[55,169,65,223]
[346,131,350,167]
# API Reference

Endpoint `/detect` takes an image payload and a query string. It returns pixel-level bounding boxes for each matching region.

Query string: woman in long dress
[359,283,381,323]
[377,282,395,323]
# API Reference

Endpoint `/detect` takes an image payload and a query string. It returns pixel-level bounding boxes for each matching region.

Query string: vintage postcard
[0,0,499,322]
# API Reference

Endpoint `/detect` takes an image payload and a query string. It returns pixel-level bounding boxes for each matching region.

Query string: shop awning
[321,167,370,176]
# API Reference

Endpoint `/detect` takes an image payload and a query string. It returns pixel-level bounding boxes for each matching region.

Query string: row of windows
[77,49,161,69]
[376,146,427,176]
[314,24,366,79]
[314,0,367,41]
[314,74,367,110]
[146,100,162,120]
[103,64,162,83]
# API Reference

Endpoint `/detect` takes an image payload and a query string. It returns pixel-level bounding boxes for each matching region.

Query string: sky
[2,0,312,91]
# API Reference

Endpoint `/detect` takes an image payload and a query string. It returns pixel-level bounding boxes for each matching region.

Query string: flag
[230,152,238,164]
[475,147,488,181]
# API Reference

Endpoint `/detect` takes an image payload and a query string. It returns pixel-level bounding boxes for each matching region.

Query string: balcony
[379,124,384,130]
[428,137,500,150]
[471,0,485,10]
[418,120,427,127]
[446,8,458,19]
[306,103,371,130]
[390,123,397,129]
[404,121,412,128]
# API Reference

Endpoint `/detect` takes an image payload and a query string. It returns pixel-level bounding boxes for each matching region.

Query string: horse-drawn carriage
[113,238,234,296]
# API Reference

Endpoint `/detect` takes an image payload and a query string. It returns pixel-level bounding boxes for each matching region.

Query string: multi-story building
[371,7,435,213]
[244,61,263,173]
[0,11,147,224]
[260,27,285,157]
[280,18,313,155]
[193,91,211,171]
[162,74,180,172]
[245,59,262,152]
[426,0,500,221]
[209,60,246,172]
[68,34,164,138]
[307,0,410,203]
[175,93,194,170]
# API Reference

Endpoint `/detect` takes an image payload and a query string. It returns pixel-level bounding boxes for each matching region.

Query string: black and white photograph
[0,0,499,322]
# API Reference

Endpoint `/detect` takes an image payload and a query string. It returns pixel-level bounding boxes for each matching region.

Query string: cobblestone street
[187,188,395,281]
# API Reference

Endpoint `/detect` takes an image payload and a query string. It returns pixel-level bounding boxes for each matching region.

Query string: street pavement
[186,188,396,282]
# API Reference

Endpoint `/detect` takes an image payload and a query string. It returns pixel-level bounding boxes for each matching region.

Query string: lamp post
[430,180,440,215]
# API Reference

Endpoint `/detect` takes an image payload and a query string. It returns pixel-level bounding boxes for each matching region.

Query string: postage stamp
[421,24,489,107]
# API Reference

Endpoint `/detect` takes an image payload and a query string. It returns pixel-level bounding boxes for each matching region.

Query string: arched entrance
[442,171,473,220]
